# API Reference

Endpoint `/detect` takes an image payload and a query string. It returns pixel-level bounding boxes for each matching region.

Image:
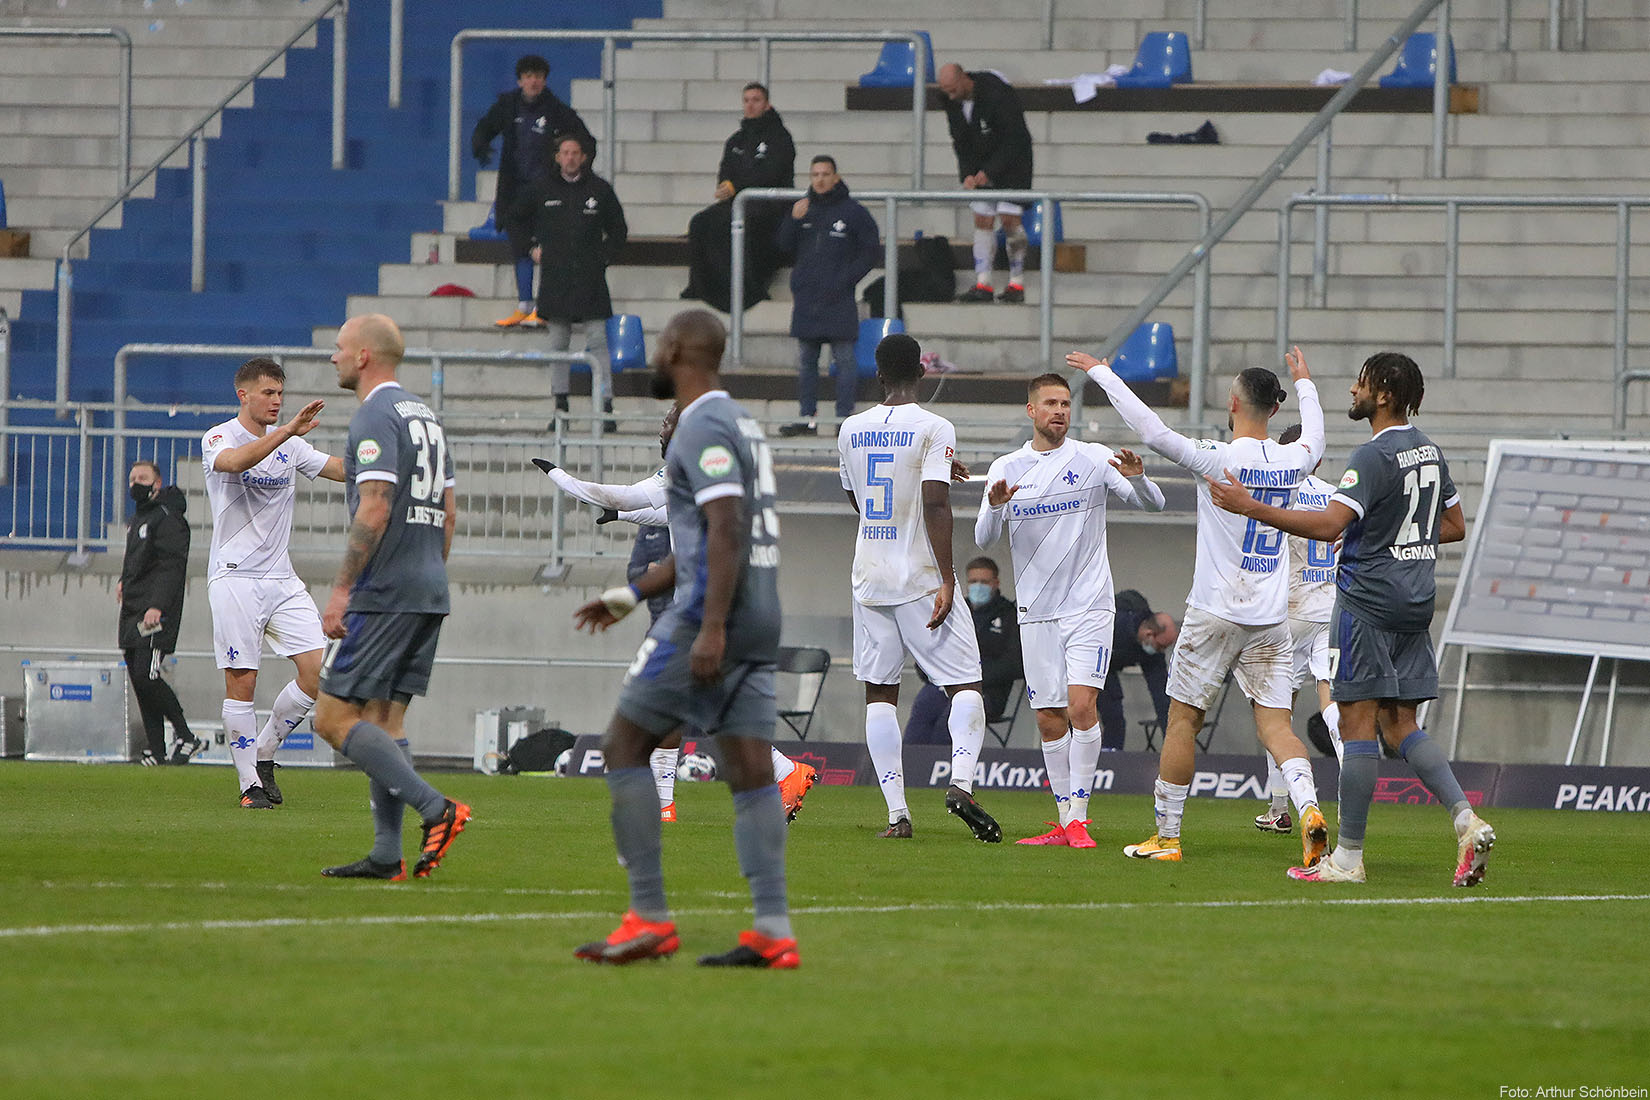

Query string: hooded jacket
[944,71,1034,190]
[517,168,629,322]
[717,107,796,195]
[776,180,880,341]
[118,484,190,652]
[471,87,595,227]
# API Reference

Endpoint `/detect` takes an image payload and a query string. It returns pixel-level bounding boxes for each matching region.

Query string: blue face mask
[966,582,993,608]
[1139,641,1159,656]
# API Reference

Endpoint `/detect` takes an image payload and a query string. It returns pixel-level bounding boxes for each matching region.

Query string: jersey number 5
[865,452,895,520]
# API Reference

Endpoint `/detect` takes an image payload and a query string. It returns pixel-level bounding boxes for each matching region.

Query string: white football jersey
[201,417,329,582]
[838,403,957,606]
[1086,362,1324,626]
[1287,472,1339,622]
[974,437,1165,624]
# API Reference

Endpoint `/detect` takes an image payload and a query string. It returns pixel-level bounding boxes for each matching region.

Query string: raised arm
[1064,353,1206,473]
[1104,447,1166,513]
[534,459,665,511]
[973,462,1010,547]
[213,400,324,473]
[1285,346,1325,463]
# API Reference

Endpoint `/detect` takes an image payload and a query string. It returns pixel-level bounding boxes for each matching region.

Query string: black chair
[776,646,831,741]
[984,680,1025,747]
[1139,673,1229,753]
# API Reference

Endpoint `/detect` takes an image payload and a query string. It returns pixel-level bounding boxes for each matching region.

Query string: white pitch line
[2,892,1646,942]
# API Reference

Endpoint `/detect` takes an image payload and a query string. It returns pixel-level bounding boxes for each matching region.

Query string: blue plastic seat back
[606,314,646,373]
[468,201,505,241]
[1110,321,1179,382]
[1113,31,1193,89]
[1379,33,1456,87]
[1023,200,1063,248]
[853,317,905,375]
[858,31,935,88]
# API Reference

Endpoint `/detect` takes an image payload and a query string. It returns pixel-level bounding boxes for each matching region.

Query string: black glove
[474,147,493,167]
[531,458,556,475]
[596,508,620,525]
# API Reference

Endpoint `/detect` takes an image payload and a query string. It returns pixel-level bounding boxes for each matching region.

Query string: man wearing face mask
[1096,590,1177,751]
[903,557,1022,745]
[118,460,202,765]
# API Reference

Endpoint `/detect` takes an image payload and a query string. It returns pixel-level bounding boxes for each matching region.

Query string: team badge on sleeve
[699,446,734,477]
[1338,470,1359,489]
[357,439,381,465]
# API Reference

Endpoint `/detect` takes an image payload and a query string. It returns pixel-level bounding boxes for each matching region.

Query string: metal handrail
[1276,192,1648,424]
[54,0,350,413]
[448,28,929,202]
[1618,372,1650,434]
[729,187,1211,409]
[0,307,8,483]
[1345,0,1517,50]
[0,28,131,187]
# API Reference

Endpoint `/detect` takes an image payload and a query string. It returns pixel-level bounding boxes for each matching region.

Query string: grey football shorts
[319,610,444,704]
[615,630,778,739]
[1328,606,1439,704]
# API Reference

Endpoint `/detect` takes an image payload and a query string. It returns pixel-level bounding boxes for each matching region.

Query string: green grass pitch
[3,760,1647,1099]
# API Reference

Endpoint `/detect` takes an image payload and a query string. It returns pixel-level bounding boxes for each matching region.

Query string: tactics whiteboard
[1442,440,1650,661]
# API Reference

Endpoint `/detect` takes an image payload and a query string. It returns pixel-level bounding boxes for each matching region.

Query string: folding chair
[775,646,830,741]
[1138,673,1230,753]
[984,680,1025,747]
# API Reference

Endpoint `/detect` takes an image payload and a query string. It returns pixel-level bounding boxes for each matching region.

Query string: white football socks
[1068,723,1103,822]
[223,699,259,793]
[971,228,994,286]
[1154,777,1190,839]
[1280,755,1321,817]
[255,680,315,761]
[1040,731,1072,826]
[649,746,678,807]
[947,689,986,794]
[771,746,795,783]
[865,702,907,823]
[1266,755,1289,814]
[1322,702,1344,762]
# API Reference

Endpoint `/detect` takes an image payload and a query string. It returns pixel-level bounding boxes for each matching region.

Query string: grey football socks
[367,738,415,864]
[732,784,792,941]
[340,721,445,823]
[1398,729,1473,819]
[607,766,669,921]
[1336,739,1381,847]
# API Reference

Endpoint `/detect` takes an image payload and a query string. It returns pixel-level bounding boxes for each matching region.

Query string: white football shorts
[1167,606,1292,712]
[208,573,326,670]
[1289,616,1332,691]
[852,585,983,687]
[970,198,1025,219]
[1018,610,1114,711]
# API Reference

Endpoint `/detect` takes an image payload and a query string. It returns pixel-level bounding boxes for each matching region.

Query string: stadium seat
[1379,33,1457,87]
[853,317,905,375]
[467,202,506,240]
[858,31,935,88]
[1109,321,1179,381]
[1023,200,1063,248]
[776,646,831,740]
[605,314,645,373]
[985,681,1025,747]
[1112,32,1193,89]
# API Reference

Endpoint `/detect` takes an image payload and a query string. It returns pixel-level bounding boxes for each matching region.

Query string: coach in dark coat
[118,461,198,763]
[681,83,796,313]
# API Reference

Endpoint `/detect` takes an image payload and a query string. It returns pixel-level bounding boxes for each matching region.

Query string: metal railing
[729,186,1213,413]
[0,27,132,188]
[0,307,9,482]
[1276,193,1649,424]
[448,28,929,202]
[1342,0,1519,51]
[54,0,350,413]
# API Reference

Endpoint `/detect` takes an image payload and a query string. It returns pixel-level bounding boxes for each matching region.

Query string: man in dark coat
[680,82,796,313]
[118,459,201,764]
[470,54,596,329]
[518,134,629,416]
[938,63,1035,304]
[774,155,880,437]
[1097,588,1178,750]
[905,557,1025,744]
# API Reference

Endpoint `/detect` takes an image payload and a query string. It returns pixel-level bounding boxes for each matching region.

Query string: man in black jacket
[118,460,202,765]
[938,63,1034,305]
[774,156,880,437]
[905,557,1024,744]
[470,54,595,329]
[518,134,629,418]
[681,83,796,313]
[1098,588,1178,750]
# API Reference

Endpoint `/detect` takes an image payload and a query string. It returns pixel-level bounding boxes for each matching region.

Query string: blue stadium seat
[853,317,905,375]
[858,31,935,88]
[1023,199,1063,248]
[1113,32,1193,89]
[468,202,506,240]
[1379,33,1457,88]
[1110,322,1179,382]
[606,314,646,373]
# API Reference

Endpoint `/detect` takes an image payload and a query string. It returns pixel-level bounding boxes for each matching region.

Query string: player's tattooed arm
[322,480,392,637]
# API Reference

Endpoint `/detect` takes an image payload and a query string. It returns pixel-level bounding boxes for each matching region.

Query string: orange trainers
[1015,822,1069,846]
[575,910,680,964]
[412,799,471,879]
[494,308,532,328]
[697,930,800,969]
[1064,819,1097,849]
[778,761,817,822]
[1301,805,1329,868]
[660,801,677,823]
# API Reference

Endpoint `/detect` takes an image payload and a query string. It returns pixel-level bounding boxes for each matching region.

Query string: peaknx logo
[1555,783,1650,812]
[1189,771,1269,799]
[929,762,1117,791]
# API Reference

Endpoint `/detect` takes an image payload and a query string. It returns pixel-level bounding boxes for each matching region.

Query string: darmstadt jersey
[1331,423,1459,633]
[656,389,782,661]
[343,381,454,615]
[838,403,958,606]
[1086,362,1324,626]
[974,437,1165,624]
[1287,472,1339,623]
[201,418,329,582]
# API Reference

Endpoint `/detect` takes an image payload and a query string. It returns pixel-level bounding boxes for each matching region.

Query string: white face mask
[1139,640,1159,656]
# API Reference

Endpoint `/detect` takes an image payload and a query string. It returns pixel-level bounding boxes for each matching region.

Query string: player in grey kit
[1208,350,1495,886]
[312,313,471,882]
[571,308,797,969]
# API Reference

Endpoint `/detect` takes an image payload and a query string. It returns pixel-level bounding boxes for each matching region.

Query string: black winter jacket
[775,181,880,341]
[717,108,795,195]
[517,170,629,322]
[944,71,1034,190]
[973,592,1024,720]
[470,88,595,222]
[118,485,190,651]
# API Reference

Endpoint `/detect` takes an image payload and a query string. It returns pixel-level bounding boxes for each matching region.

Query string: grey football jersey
[1331,424,1459,632]
[344,382,454,614]
[654,390,781,660]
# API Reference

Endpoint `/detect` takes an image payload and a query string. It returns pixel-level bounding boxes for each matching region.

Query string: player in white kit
[1257,422,1345,834]
[1067,345,1330,868]
[974,373,1165,848]
[838,333,1001,842]
[201,358,345,808]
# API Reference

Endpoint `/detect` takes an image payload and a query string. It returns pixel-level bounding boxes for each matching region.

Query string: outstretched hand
[573,597,619,633]
[987,478,1022,508]
[950,457,971,483]
[1284,345,1311,383]
[1205,469,1258,516]
[1064,351,1105,372]
[1110,447,1145,478]
[285,399,325,438]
